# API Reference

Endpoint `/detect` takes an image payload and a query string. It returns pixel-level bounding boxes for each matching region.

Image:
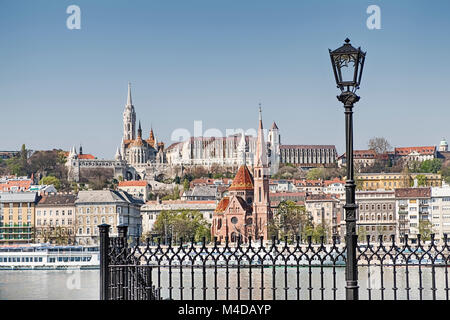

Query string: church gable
[225,195,252,215]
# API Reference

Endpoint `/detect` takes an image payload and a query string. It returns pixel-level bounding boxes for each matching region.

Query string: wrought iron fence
[99,224,450,300]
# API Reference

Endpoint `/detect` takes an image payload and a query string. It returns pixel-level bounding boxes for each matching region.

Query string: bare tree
[368,137,392,154]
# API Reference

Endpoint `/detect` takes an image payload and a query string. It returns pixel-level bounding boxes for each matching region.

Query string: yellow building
[0,192,39,244]
[357,173,441,191]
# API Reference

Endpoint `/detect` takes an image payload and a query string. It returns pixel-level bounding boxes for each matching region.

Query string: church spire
[138,120,142,138]
[255,104,267,168]
[127,82,132,106]
[123,82,136,140]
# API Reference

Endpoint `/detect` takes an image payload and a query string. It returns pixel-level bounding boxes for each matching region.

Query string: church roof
[131,136,145,147]
[78,154,95,159]
[229,165,254,191]
[214,196,230,213]
[271,122,279,130]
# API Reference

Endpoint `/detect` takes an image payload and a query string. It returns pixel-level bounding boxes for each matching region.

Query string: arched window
[360,215,364,221]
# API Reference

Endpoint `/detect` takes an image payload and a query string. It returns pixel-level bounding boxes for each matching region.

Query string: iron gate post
[117,224,129,300]
[338,91,360,300]
[98,224,110,300]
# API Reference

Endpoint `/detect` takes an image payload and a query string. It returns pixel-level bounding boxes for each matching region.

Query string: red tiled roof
[395,187,431,198]
[78,154,95,159]
[118,180,148,187]
[215,197,230,213]
[269,192,306,197]
[340,150,377,159]
[306,193,337,201]
[394,147,436,156]
[0,180,32,191]
[229,165,254,191]
[324,178,345,186]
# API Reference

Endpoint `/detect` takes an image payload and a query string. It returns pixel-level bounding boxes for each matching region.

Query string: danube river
[0,270,99,300]
[0,267,447,300]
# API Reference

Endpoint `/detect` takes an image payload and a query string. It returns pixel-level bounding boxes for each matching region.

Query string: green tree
[152,210,211,244]
[419,220,433,242]
[442,164,450,184]
[415,174,427,187]
[39,176,61,189]
[269,201,310,242]
[20,144,28,172]
[183,179,190,191]
[420,159,442,174]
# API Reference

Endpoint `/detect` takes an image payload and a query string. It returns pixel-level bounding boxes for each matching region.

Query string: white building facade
[431,186,450,244]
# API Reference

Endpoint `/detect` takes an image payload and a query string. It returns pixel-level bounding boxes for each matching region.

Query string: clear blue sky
[1,0,450,159]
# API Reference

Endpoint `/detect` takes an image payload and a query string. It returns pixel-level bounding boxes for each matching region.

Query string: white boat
[0,244,100,270]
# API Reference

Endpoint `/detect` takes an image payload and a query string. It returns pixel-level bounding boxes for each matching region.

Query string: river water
[0,267,447,300]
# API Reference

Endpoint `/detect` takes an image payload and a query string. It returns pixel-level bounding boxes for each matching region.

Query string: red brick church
[211,108,272,242]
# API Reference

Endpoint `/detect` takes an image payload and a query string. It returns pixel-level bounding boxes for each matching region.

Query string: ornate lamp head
[329,38,366,93]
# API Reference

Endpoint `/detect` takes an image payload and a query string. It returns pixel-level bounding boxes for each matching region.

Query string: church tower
[123,82,136,141]
[252,106,271,240]
[268,122,281,175]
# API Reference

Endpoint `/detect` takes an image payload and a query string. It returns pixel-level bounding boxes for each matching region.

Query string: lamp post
[329,38,366,300]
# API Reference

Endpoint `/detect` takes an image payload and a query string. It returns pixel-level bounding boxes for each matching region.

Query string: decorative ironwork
[99,224,450,300]
[329,38,366,93]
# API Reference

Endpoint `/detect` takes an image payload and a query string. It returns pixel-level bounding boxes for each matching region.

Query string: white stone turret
[238,132,247,166]
[115,147,122,161]
[268,121,280,175]
[439,138,448,152]
[123,82,136,141]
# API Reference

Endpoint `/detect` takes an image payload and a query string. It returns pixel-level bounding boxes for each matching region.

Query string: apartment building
[35,193,77,244]
[358,173,441,191]
[305,194,341,241]
[430,186,450,244]
[140,200,217,237]
[355,190,396,243]
[75,190,143,245]
[0,192,39,244]
[395,188,431,244]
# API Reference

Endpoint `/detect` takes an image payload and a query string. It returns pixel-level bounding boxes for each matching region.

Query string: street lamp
[329,38,366,300]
